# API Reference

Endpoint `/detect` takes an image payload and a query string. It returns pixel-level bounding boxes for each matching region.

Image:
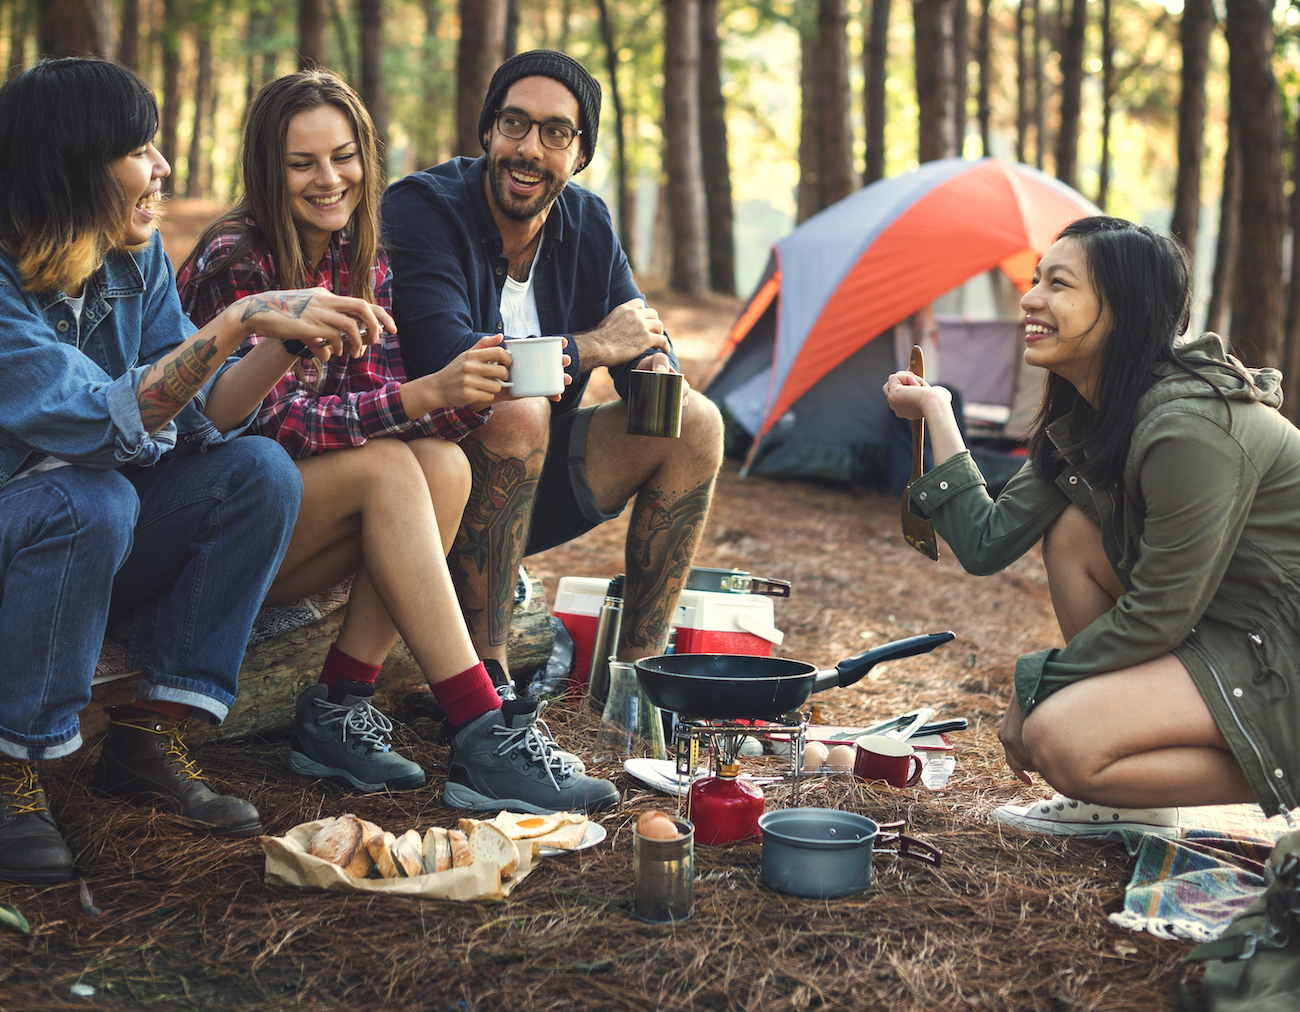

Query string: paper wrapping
[261,818,535,901]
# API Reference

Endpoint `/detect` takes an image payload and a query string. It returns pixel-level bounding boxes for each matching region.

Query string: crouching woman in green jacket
[885,215,1300,835]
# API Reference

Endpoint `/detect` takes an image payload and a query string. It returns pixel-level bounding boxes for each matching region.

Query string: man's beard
[487,154,569,222]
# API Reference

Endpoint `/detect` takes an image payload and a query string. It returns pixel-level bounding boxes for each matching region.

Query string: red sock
[318,643,382,694]
[430,662,501,727]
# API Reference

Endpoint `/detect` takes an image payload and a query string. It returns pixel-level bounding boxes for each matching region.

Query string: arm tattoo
[622,477,716,652]
[240,291,313,323]
[136,336,223,432]
[451,439,544,646]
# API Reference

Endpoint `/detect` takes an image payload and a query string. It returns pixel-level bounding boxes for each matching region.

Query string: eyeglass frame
[492,109,583,151]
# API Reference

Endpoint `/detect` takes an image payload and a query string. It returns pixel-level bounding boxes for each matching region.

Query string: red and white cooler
[555,575,785,696]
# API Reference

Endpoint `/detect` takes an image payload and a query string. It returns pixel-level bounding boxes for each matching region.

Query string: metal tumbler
[633,816,695,922]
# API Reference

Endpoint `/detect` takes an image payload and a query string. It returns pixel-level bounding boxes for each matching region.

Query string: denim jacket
[0,231,243,488]
[381,156,677,415]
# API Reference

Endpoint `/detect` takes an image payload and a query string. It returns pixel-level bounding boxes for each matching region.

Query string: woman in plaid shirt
[177,72,574,799]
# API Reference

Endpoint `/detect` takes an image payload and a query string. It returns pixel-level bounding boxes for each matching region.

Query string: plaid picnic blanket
[1109,805,1295,942]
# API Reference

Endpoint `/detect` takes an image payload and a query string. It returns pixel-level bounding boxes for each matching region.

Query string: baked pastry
[368,831,400,878]
[309,814,363,867]
[422,826,452,873]
[448,829,472,868]
[392,829,424,877]
[346,819,383,878]
[529,812,589,851]
[466,821,520,878]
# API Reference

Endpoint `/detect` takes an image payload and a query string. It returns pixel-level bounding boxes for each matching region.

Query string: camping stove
[672,715,807,814]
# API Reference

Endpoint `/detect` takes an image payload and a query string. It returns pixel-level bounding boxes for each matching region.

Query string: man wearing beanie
[381,50,724,746]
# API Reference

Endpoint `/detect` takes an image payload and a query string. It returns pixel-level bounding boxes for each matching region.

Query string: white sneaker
[993,794,1180,838]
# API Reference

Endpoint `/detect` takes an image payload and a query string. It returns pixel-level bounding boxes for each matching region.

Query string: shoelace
[491,718,574,790]
[313,697,394,753]
[495,686,575,775]
[0,760,48,815]
[160,721,207,784]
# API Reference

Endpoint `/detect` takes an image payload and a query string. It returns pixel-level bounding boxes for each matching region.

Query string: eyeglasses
[494,110,582,150]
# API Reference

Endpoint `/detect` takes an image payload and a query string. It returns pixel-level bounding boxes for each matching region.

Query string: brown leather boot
[0,754,74,884]
[91,706,261,838]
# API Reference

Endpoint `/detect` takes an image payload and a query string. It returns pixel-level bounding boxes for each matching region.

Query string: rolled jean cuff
[0,727,83,762]
[135,676,229,725]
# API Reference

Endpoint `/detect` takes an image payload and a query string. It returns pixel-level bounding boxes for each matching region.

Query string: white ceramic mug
[502,336,565,398]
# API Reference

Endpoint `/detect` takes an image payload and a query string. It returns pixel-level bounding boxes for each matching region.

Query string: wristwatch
[280,340,316,361]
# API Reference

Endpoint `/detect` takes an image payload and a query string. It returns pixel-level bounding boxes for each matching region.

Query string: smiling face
[283,104,364,265]
[109,141,170,247]
[1021,237,1113,403]
[482,76,584,226]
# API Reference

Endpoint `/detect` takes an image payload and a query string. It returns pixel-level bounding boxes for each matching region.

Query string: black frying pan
[633,631,955,719]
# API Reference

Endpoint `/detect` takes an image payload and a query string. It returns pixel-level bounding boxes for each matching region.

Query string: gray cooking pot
[758,808,942,899]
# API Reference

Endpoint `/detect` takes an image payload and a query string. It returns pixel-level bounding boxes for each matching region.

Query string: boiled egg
[636,811,679,840]
[802,741,829,771]
[825,743,856,772]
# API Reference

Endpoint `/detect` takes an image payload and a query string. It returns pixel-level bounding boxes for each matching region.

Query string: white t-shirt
[498,227,543,339]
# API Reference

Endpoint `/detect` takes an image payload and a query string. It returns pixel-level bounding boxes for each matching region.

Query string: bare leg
[1017,504,1253,807]
[583,391,725,659]
[446,397,552,669]
[266,438,478,685]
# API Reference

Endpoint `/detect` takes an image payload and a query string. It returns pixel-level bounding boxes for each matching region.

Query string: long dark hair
[179,70,383,303]
[1027,216,1212,489]
[0,58,159,292]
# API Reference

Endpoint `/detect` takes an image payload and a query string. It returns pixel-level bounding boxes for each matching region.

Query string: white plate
[536,819,607,858]
[623,758,707,797]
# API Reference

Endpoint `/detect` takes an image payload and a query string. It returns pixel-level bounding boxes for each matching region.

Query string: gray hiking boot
[289,682,426,793]
[443,698,619,814]
[495,684,587,773]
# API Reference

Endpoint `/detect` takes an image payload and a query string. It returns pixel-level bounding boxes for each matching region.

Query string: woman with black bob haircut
[885,215,1300,835]
[0,58,394,888]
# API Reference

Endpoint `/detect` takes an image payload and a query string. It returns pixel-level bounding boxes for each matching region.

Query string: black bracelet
[281,340,315,361]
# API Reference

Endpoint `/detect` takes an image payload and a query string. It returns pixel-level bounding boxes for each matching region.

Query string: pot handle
[875,822,943,868]
[746,576,792,598]
[821,631,956,691]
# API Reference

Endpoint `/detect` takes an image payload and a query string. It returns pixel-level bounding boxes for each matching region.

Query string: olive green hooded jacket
[909,334,1300,816]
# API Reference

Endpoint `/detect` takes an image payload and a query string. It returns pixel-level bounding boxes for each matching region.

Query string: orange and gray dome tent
[703,157,1100,483]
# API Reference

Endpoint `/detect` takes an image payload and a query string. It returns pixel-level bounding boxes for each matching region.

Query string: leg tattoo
[451,439,542,647]
[622,476,716,652]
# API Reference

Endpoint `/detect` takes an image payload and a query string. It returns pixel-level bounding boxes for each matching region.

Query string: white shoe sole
[992,805,1180,839]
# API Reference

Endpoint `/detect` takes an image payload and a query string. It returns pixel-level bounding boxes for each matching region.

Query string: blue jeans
[0,437,301,760]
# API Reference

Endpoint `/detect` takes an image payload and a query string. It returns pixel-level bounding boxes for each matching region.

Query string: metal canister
[585,574,624,712]
[633,816,695,922]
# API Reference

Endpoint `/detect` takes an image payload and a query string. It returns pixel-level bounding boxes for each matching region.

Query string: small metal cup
[626,369,684,438]
[634,816,695,923]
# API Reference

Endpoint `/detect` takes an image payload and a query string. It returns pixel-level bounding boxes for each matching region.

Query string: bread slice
[392,829,424,877]
[467,821,520,878]
[309,814,363,867]
[448,829,472,868]
[345,819,383,878]
[531,813,589,851]
[368,830,400,878]
[422,826,452,873]
[491,811,563,841]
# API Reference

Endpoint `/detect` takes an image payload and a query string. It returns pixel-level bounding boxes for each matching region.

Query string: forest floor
[0,201,1256,1010]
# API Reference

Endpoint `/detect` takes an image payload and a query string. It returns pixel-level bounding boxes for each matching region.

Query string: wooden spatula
[900,345,940,561]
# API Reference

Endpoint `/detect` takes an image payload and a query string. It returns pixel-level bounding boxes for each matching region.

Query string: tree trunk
[417,0,445,170]
[663,0,708,295]
[698,0,733,294]
[816,0,855,199]
[1030,0,1044,170]
[1283,119,1300,415]
[160,0,180,196]
[1170,0,1213,256]
[184,30,212,198]
[328,0,355,79]
[298,0,328,69]
[358,0,387,158]
[864,0,890,183]
[915,0,956,163]
[8,0,31,74]
[595,0,634,267]
[1015,0,1028,163]
[456,0,506,157]
[119,0,139,68]
[1223,0,1285,369]
[976,0,991,156]
[1054,0,1085,188]
[951,0,968,157]
[1206,104,1240,339]
[504,0,518,59]
[1096,0,1113,209]
[37,0,109,57]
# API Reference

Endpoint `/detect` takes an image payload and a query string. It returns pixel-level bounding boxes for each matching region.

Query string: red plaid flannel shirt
[176,225,488,458]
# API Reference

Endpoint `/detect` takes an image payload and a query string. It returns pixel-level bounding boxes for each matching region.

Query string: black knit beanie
[478,50,601,170]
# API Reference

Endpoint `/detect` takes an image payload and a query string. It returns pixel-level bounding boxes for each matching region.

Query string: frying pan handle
[875,822,944,868]
[818,631,955,691]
